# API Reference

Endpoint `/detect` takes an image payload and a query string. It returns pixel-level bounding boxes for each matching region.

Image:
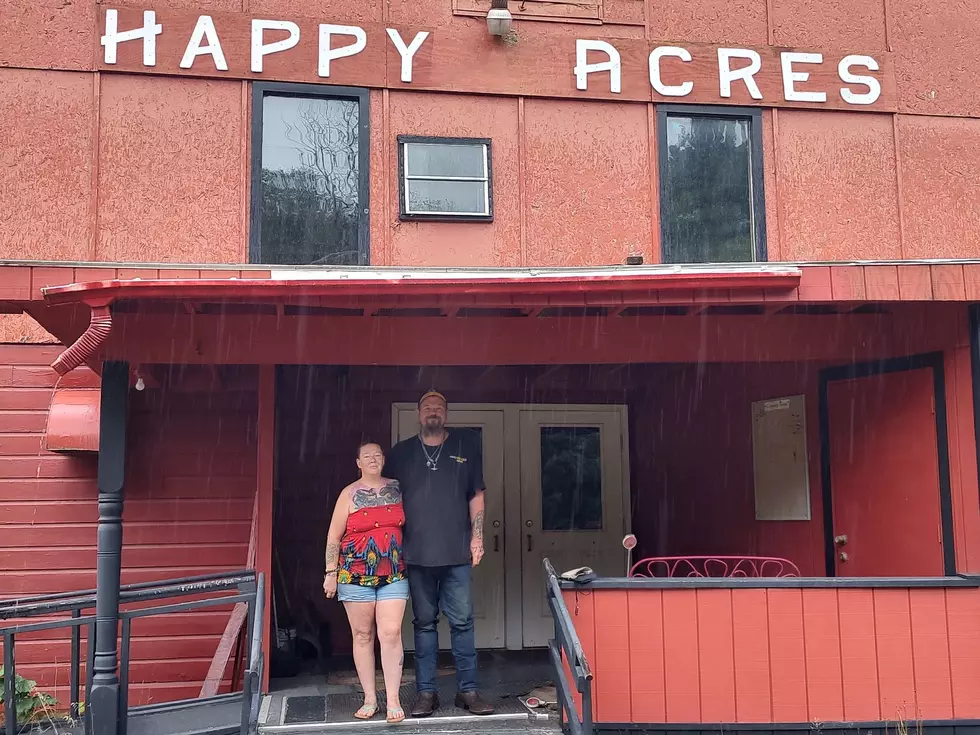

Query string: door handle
[839,551,849,562]
[527,534,533,552]
[834,534,848,546]
[493,534,499,552]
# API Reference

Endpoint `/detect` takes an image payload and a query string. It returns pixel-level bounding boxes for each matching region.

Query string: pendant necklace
[419,433,446,471]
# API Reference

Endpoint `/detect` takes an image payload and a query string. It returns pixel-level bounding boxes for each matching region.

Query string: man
[384,390,494,717]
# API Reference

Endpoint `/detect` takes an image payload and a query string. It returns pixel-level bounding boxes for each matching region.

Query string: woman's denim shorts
[337,578,410,603]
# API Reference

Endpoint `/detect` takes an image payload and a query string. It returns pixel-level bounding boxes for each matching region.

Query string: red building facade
[3,0,980,732]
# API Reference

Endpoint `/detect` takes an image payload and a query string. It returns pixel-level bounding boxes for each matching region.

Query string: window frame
[397,135,494,222]
[656,104,767,264]
[249,82,371,266]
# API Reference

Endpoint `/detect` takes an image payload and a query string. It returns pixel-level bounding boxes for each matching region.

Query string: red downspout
[51,305,112,376]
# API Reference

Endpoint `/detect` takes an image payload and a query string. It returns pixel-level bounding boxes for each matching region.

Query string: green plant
[0,667,59,725]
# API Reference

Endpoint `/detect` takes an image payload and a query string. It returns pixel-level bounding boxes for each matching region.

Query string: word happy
[100,10,431,82]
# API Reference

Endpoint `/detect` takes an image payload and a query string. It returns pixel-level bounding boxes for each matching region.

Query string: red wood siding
[0,345,258,706]
[568,585,980,724]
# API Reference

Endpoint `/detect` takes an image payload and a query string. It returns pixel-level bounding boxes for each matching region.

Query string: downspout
[51,304,112,376]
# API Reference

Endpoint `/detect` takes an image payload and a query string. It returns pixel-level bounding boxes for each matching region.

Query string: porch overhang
[0,260,974,373]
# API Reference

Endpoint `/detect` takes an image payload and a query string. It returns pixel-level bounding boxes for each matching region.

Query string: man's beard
[421,417,444,436]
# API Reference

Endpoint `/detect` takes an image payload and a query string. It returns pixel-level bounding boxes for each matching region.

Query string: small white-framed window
[398,136,493,221]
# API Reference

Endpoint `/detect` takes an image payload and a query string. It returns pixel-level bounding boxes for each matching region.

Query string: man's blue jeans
[407,564,478,693]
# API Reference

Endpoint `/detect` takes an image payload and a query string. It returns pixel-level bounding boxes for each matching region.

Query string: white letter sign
[386,29,429,83]
[574,39,621,94]
[102,9,162,66]
[649,46,693,97]
[838,54,881,105]
[180,15,228,71]
[319,24,367,78]
[781,52,827,102]
[718,48,763,99]
[251,20,300,73]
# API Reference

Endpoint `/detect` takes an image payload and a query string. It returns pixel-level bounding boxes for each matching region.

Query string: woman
[323,441,408,723]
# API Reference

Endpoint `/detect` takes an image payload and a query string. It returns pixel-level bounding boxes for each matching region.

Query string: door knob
[839,551,849,562]
[834,534,848,546]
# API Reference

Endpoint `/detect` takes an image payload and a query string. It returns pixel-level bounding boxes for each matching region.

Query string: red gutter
[51,305,111,376]
[41,270,802,305]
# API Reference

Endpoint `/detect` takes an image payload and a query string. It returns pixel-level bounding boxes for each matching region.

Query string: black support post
[89,360,129,735]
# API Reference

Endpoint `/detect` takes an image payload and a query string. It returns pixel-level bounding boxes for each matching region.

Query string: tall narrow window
[250,83,369,266]
[398,136,493,221]
[658,105,766,264]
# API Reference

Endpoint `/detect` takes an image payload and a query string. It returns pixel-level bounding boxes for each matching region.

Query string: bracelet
[325,569,338,576]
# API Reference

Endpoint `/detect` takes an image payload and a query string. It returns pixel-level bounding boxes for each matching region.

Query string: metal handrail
[0,570,255,620]
[543,558,593,735]
[241,574,265,735]
[0,570,261,735]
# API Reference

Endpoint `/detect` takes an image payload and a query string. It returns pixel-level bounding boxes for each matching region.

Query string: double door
[393,403,629,650]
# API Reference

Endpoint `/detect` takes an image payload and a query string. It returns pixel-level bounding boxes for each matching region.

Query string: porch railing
[0,570,264,735]
[544,558,593,735]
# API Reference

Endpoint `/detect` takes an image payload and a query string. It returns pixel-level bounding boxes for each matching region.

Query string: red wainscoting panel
[592,590,632,722]
[662,590,701,722]
[766,589,809,722]
[696,590,736,722]
[572,586,980,725]
[837,589,881,721]
[731,589,771,722]
[802,589,844,722]
[909,590,954,719]
[627,590,666,722]
[874,590,917,720]
[946,590,980,718]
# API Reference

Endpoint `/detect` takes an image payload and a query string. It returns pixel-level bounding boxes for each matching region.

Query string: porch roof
[1,260,974,376]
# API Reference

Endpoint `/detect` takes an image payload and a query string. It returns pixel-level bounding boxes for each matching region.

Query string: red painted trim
[41,271,803,306]
[256,366,275,694]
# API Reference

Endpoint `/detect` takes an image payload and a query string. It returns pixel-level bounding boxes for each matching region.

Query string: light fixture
[487,0,512,36]
[135,376,145,391]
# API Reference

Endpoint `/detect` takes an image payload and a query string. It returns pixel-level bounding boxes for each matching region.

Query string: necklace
[418,433,447,471]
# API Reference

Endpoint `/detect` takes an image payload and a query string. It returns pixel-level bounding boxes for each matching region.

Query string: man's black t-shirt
[385,429,485,568]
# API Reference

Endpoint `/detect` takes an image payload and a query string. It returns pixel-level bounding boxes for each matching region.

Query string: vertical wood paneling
[732,589,771,723]
[946,589,980,718]
[697,589,736,722]
[910,589,953,718]
[874,589,917,720]
[627,589,666,722]
[663,589,701,722]
[837,589,881,721]
[802,589,844,722]
[593,590,632,722]
[767,589,808,722]
[566,588,597,721]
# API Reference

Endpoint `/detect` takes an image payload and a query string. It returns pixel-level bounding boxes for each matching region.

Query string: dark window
[250,83,369,265]
[657,105,766,264]
[540,426,603,531]
[398,136,493,221]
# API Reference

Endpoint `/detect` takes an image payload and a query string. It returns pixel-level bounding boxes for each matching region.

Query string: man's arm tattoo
[472,510,485,540]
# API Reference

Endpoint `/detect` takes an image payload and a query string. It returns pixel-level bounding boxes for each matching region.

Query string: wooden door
[826,367,946,577]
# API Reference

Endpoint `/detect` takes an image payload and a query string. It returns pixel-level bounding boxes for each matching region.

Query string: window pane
[406,142,485,178]
[407,180,487,215]
[540,427,603,531]
[259,95,360,266]
[662,115,755,264]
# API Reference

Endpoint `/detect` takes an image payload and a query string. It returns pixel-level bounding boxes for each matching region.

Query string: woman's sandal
[386,705,406,724]
[354,703,378,720]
